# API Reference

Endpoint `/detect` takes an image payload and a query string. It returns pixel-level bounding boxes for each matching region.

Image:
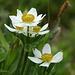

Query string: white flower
[9,8,46,27]
[28,43,63,67]
[4,24,27,35]
[29,23,49,36]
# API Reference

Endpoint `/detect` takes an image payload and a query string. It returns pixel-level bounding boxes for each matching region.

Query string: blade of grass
[15,47,24,75]
[0,70,12,75]
[0,30,9,52]
[5,39,19,69]
[0,52,7,62]
[48,18,61,40]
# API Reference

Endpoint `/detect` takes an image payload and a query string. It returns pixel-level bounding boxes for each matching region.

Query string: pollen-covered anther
[41,53,53,62]
[22,14,35,22]
[33,26,41,32]
[16,26,24,30]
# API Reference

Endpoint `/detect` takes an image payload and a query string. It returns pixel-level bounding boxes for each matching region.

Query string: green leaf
[0,30,9,52]
[49,19,60,40]
[0,52,7,62]
[15,47,24,75]
[9,59,19,73]
[37,32,50,50]
[5,39,19,68]
[0,69,12,75]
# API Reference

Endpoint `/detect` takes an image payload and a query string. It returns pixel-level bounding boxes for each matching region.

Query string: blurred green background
[0,0,75,75]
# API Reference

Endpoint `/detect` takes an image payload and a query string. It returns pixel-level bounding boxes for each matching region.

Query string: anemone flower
[4,24,27,35]
[29,23,49,36]
[9,8,46,27]
[28,43,63,67]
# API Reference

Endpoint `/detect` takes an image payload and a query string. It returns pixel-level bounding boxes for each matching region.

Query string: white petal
[4,24,17,32]
[40,23,48,31]
[18,30,24,34]
[34,14,46,22]
[9,16,22,24]
[29,31,36,35]
[24,22,39,26]
[17,9,23,19]
[28,57,43,64]
[40,62,50,67]
[51,52,63,63]
[27,8,37,18]
[33,49,42,58]
[38,30,49,35]
[13,23,25,27]
[34,14,42,21]
[13,22,38,27]
[41,14,46,20]
[42,43,51,54]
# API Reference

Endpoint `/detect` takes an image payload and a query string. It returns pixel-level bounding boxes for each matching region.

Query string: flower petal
[11,20,39,27]
[18,31,24,34]
[28,57,43,64]
[17,9,23,19]
[13,22,38,27]
[40,23,48,31]
[14,22,39,27]
[4,24,17,32]
[27,8,37,18]
[51,52,63,63]
[40,62,50,67]
[42,43,51,54]
[34,14,42,21]
[24,22,39,26]
[41,14,46,20]
[34,14,46,22]
[9,16,22,24]
[38,30,49,35]
[13,23,25,27]
[33,48,42,58]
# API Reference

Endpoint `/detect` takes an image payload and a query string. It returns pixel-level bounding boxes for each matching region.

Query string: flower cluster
[28,43,63,67]
[4,8,63,68]
[4,8,49,37]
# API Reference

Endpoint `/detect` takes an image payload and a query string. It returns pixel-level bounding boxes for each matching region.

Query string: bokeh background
[0,0,75,75]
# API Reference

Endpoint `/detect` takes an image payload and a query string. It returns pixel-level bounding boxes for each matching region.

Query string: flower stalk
[21,48,29,75]
[21,26,30,74]
[15,47,24,75]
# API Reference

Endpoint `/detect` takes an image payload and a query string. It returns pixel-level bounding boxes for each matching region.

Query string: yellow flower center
[33,26,41,32]
[15,26,24,30]
[41,53,53,62]
[22,14,35,23]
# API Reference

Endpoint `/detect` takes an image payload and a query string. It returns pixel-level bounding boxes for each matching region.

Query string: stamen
[16,26,24,30]
[33,26,41,32]
[22,14,35,23]
[41,53,53,62]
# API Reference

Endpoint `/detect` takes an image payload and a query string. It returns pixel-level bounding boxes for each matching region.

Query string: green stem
[21,51,29,75]
[43,68,47,75]
[27,26,29,37]
[23,47,34,75]
[15,47,24,75]
[23,60,31,75]
[46,63,55,75]
[21,26,30,75]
